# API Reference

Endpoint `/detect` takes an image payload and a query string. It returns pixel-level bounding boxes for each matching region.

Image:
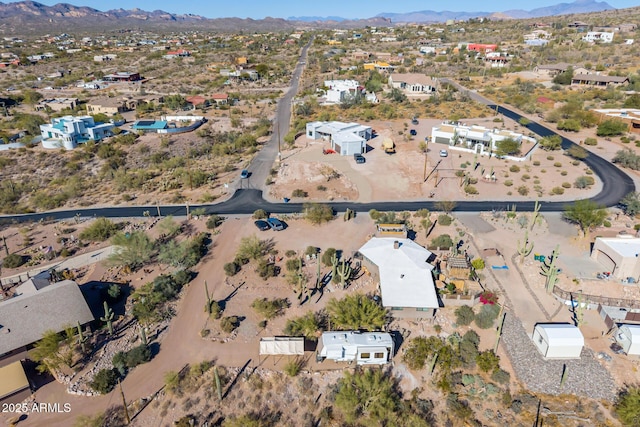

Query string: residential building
[103,72,142,82]
[582,31,614,43]
[323,79,364,104]
[211,93,229,105]
[35,98,78,112]
[467,43,497,53]
[164,49,191,58]
[431,122,523,157]
[185,95,209,109]
[93,54,117,62]
[363,61,392,72]
[305,121,371,156]
[591,236,640,280]
[358,237,439,317]
[388,73,437,95]
[86,97,131,115]
[534,63,571,77]
[318,331,394,365]
[484,53,510,68]
[591,108,640,133]
[615,325,640,355]
[40,115,114,150]
[571,74,629,87]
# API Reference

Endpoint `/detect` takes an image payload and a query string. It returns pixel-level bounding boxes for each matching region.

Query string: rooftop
[535,323,584,346]
[596,237,640,258]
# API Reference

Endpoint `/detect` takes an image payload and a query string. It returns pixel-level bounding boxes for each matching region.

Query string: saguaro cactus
[140,326,148,346]
[517,230,534,264]
[100,301,114,335]
[541,245,560,294]
[337,260,352,289]
[77,321,88,354]
[530,200,542,230]
[331,252,338,281]
[214,366,222,402]
[205,280,212,314]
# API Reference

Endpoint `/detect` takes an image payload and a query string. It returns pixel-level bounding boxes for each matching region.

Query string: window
[538,336,543,344]
[360,352,371,359]
[374,352,384,359]
[391,307,404,311]
[416,307,431,312]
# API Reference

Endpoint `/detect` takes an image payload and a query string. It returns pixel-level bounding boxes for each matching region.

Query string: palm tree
[327,294,388,331]
[284,311,322,340]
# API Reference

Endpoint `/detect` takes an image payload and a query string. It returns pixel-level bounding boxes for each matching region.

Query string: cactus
[337,259,352,289]
[541,245,560,294]
[573,293,586,327]
[530,199,542,230]
[517,230,534,264]
[2,235,7,256]
[316,251,322,291]
[205,280,212,314]
[140,326,148,346]
[214,366,222,402]
[331,253,338,282]
[100,301,114,335]
[77,321,88,354]
[560,364,568,390]
[343,208,355,221]
[494,310,506,353]
[297,257,307,299]
[428,352,439,375]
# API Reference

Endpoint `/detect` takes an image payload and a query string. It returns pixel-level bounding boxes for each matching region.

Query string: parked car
[410,129,417,136]
[240,169,249,179]
[439,149,448,157]
[267,218,284,231]
[412,118,419,125]
[254,220,270,231]
[354,153,366,164]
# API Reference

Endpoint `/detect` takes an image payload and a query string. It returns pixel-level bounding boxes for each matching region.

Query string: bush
[322,248,337,266]
[597,119,628,137]
[220,316,240,333]
[284,358,304,377]
[369,209,382,220]
[615,387,640,426]
[2,253,25,268]
[292,189,308,198]
[304,203,334,224]
[551,187,564,195]
[415,209,430,218]
[438,214,452,226]
[90,368,119,394]
[224,262,240,276]
[125,344,152,368]
[509,165,520,173]
[431,234,454,249]
[79,218,119,242]
[251,297,290,319]
[476,350,500,373]
[533,160,540,166]
[471,258,485,270]
[504,180,513,187]
[553,162,562,168]
[517,186,529,196]
[252,209,268,219]
[562,182,571,188]
[464,185,478,195]
[206,215,224,230]
[317,185,327,191]
[207,300,222,319]
[567,145,588,160]
[604,220,612,227]
[491,368,511,384]
[584,137,597,146]
[574,175,595,189]
[454,306,474,326]
[305,246,319,257]
[475,304,501,329]
[256,260,277,279]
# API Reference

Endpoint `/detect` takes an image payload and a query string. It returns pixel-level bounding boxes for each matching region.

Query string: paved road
[239,37,313,192]
[0,79,634,223]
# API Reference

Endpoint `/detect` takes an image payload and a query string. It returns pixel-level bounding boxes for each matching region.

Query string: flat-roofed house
[591,236,640,280]
[306,121,371,156]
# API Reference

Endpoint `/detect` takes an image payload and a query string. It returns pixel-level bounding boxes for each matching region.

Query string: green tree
[251,298,290,320]
[563,200,607,237]
[454,306,474,326]
[402,336,445,370]
[108,231,155,270]
[552,67,574,85]
[476,350,500,373]
[387,88,407,103]
[615,386,640,426]
[303,203,334,225]
[284,311,322,340]
[597,119,628,137]
[90,368,119,394]
[334,368,400,425]
[157,216,181,237]
[566,145,588,160]
[494,138,521,157]
[538,135,562,151]
[30,330,68,373]
[236,235,268,260]
[79,218,119,242]
[327,293,388,330]
[21,89,42,105]
[621,192,640,216]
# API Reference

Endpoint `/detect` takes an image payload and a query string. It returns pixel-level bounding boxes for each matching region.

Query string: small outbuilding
[615,324,640,355]
[318,331,393,365]
[532,323,584,359]
[591,236,640,280]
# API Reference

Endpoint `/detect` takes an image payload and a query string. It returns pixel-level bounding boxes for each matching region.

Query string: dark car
[410,129,417,136]
[354,153,365,164]
[254,220,270,231]
[267,218,284,231]
[412,118,419,125]
[240,169,249,179]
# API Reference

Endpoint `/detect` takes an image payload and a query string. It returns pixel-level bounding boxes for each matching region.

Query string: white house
[430,122,523,157]
[40,115,114,150]
[591,236,640,280]
[582,31,614,43]
[323,80,362,104]
[615,324,640,355]
[318,331,394,365]
[532,324,584,359]
[358,238,439,317]
[388,73,437,94]
[305,121,371,156]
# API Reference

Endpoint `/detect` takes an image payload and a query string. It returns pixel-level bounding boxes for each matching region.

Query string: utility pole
[156,201,161,218]
[423,151,428,182]
[118,379,131,425]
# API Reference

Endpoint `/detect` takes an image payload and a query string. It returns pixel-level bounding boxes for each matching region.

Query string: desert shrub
[604,220,612,227]
[551,187,564,195]
[615,386,640,426]
[431,234,454,249]
[454,306,474,326]
[208,301,222,319]
[504,180,513,187]
[285,249,296,257]
[256,260,277,279]
[521,174,530,180]
[517,186,529,196]
[475,304,501,329]
[562,182,571,188]
[492,368,511,384]
[584,137,597,146]
[252,209,268,219]
[224,262,240,276]
[447,393,474,420]
[369,209,382,220]
[597,119,627,136]
[460,330,480,367]
[305,246,319,257]
[292,189,308,198]
[90,368,119,394]
[476,350,500,373]
[304,203,334,224]
[251,297,290,319]
[415,208,430,218]
[3,253,25,268]
[317,185,327,191]
[509,165,520,173]
[80,218,119,242]
[220,316,240,333]
[553,162,562,168]
[464,185,478,195]
[125,344,152,368]
[438,214,452,226]
[471,258,485,270]
[574,175,595,188]
[322,248,337,266]
[284,358,304,377]
[206,215,224,230]
[286,258,302,271]
[546,156,554,161]
[561,171,568,176]
[533,160,540,166]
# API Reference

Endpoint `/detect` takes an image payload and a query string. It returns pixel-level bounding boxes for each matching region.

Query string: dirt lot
[268,117,601,203]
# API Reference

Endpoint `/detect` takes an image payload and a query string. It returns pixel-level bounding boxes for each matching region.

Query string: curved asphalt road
[0,79,634,223]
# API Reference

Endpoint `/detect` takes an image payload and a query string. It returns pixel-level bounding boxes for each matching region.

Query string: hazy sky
[6,0,638,19]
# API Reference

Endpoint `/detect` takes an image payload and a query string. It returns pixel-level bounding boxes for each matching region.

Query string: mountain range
[0,0,622,34]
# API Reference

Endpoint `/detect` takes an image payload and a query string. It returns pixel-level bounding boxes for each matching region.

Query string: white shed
[318,331,394,365]
[532,324,584,359]
[615,324,640,355]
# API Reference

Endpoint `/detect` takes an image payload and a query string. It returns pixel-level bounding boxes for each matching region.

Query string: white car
[439,149,448,157]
